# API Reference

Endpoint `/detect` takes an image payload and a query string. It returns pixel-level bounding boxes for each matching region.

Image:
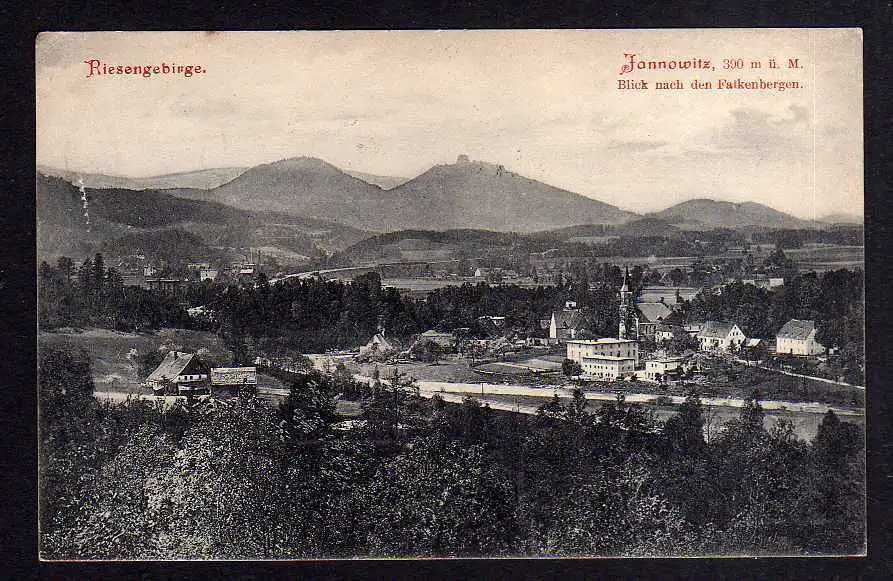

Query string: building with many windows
[566,338,639,380]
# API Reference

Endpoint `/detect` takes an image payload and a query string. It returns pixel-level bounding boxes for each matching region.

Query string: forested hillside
[39,349,864,558]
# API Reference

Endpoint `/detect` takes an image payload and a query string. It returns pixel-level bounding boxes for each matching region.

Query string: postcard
[36,29,864,559]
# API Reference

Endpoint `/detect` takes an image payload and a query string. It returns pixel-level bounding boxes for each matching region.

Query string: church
[618,267,670,342]
[564,268,642,380]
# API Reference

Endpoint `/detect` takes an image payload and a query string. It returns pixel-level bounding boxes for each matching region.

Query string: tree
[739,390,765,434]
[561,358,582,378]
[278,371,337,453]
[663,394,705,457]
[365,436,518,556]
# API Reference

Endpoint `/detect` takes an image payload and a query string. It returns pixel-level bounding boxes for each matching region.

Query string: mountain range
[37,165,247,191]
[36,173,367,266]
[38,155,857,265]
[170,156,636,232]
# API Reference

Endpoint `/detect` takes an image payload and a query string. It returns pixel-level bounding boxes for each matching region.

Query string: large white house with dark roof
[696,321,746,352]
[775,319,825,356]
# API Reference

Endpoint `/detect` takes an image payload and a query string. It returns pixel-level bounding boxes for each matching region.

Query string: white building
[566,338,639,380]
[644,357,684,382]
[200,268,218,282]
[697,321,746,352]
[775,319,825,356]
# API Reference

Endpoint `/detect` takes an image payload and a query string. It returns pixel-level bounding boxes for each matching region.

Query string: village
[119,258,862,442]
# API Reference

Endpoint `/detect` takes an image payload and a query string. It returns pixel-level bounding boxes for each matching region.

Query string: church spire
[618,266,633,340]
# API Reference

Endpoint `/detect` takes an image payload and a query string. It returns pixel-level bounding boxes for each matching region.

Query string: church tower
[618,267,634,339]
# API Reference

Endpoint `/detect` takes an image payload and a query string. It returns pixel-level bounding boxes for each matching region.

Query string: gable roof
[776,319,816,340]
[146,351,198,383]
[366,333,394,351]
[698,321,738,339]
[552,309,583,330]
[636,302,672,323]
[421,329,453,338]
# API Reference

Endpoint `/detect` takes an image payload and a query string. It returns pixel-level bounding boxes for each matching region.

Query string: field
[474,354,564,377]
[786,244,864,272]
[381,277,472,292]
[348,357,483,384]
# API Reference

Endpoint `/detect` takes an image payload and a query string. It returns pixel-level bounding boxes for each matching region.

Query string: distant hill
[36,173,368,265]
[176,157,389,230]
[649,199,818,230]
[37,165,247,191]
[818,212,863,225]
[342,169,409,190]
[383,158,636,232]
[614,217,681,238]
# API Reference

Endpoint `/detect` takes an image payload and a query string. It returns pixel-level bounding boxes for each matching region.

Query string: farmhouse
[740,275,785,289]
[145,351,209,395]
[566,338,639,380]
[775,319,825,356]
[697,321,746,352]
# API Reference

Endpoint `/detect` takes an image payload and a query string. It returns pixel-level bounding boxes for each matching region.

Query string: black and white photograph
[36,29,865,559]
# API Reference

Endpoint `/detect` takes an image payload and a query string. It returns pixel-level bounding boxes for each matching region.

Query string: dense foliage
[39,254,189,330]
[39,349,864,559]
[678,268,864,383]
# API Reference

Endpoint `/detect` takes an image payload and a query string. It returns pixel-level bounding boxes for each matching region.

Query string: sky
[36,29,863,219]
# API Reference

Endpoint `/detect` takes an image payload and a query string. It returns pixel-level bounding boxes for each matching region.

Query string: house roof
[777,319,816,341]
[210,367,257,385]
[366,333,394,350]
[146,351,198,383]
[698,321,738,338]
[636,302,672,323]
[552,309,583,330]
[421,329,453,338]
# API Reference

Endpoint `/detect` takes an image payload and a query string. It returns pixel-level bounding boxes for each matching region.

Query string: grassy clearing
[39,327,233,393]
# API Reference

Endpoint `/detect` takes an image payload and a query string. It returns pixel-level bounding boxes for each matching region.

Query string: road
[350,375,862,418]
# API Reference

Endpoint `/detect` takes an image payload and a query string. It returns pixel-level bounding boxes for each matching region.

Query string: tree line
[39,255,863,379]
[40,347,864,559]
